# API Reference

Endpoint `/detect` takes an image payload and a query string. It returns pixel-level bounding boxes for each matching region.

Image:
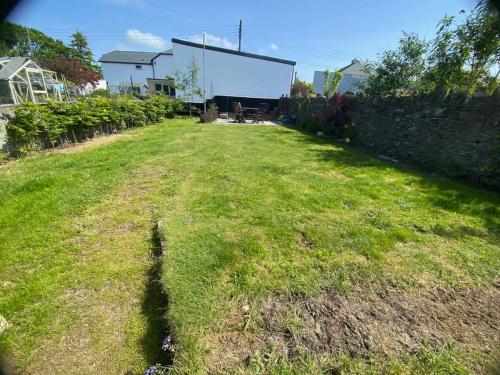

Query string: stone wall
[0,105,16,153]
[352,95,500,188]
[278,95,500,189]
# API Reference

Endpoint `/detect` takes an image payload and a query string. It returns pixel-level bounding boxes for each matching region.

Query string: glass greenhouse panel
[28,71,45,91]
[12,81,30,102]
[0,81,14,104]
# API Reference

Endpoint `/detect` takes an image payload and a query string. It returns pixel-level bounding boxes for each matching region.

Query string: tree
[291,79,315,97]
[0,22,73,62]
[44,57,100,88]
[175,57,203,116]
[363,33,428,96]
[0,23,102,85]
[426,0,499,95]
[363,0,499,96]
[70,30,101,75]
[323,69,343,99]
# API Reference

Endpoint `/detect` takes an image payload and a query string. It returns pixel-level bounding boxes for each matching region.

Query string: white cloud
[114,42,129,50]
[126,29,166,50]
[189,33,237,50]
[257,43,278,55]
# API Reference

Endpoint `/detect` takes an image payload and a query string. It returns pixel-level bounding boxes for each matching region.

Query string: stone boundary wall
[0,105,17,153]
[278,95,500,189]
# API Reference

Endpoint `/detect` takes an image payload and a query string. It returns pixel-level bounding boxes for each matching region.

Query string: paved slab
[213,118,280,126]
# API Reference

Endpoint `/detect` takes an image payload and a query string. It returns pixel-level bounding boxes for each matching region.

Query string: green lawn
[0,119,498,374]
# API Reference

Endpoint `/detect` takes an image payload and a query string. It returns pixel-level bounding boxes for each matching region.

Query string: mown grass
[156,124,499,374]
[0,121,187,373]
[0,119,498,374]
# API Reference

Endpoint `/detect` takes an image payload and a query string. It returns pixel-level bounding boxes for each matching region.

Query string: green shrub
[6,95,183,154]
[90,88,112,98]
[199,111,218,123]
[342,122,357,140]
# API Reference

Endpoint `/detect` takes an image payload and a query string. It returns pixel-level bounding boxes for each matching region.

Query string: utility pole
[238,20,242,52]
[203,32,206,113]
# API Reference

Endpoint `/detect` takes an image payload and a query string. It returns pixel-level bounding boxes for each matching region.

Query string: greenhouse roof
[0,56,30,80]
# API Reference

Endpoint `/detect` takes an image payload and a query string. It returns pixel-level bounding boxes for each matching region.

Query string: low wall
[278,95,500,189]
[0,105,16,153]
[352,95,500,188]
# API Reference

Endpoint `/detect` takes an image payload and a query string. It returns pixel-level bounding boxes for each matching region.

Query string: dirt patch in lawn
[297,232,314,249]
[330,170,349,181]
[58,132,131,153]
[261,283,500,360]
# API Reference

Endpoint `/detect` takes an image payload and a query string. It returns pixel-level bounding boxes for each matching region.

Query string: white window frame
[26,68,49,102]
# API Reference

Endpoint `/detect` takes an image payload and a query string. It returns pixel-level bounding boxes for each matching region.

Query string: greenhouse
[0,56,64,105]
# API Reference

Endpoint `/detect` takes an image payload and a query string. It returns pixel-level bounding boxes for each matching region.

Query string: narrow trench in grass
[139,221,174,372]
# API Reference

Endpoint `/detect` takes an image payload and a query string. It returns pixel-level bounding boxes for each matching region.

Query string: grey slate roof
[98,51,159,64]
[0,56,29,79]
[338,59,368,76]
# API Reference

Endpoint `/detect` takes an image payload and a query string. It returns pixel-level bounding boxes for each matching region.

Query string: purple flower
[144,366,157,375]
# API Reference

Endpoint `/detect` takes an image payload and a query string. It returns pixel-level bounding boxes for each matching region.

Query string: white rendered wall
[312,71,325,95]
[337,74,368,93]
[152,54,174,79]
[313,62,369,94]
[101,62,153,90]
[172,42,294,103]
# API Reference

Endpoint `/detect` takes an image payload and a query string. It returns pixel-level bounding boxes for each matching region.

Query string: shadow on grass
[287,126,500,239]
[138,223,173,370]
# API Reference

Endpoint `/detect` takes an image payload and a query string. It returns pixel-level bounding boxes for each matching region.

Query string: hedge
[6,94,184,154]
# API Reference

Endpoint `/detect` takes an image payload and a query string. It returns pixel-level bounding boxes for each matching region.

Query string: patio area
[213,118,280,126]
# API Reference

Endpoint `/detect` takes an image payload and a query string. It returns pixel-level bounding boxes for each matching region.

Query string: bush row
[7,94,184,154]
[282,94,355,138]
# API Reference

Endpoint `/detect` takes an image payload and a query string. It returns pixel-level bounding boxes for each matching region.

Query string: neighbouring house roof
[99,49,173,64]
[0,56,29,79]
[338,59,369,76]
[171,38,296,66]
[98,51,159,64]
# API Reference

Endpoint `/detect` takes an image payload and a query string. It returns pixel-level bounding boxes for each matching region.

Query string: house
[99,50,174,94]
[312,59,369,95]
[0,56,63,105]
[99,38,296,110]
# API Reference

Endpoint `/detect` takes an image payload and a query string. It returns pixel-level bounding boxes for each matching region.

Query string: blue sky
[8,0,477,81]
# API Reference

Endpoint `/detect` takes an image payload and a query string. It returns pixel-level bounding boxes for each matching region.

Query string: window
[153,83,175,96]
[135,65,142,70]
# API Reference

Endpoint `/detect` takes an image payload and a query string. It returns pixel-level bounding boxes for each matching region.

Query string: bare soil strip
[261,284,500,359]
[58,132,131,153]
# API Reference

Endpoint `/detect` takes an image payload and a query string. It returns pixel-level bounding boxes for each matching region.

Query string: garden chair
[232,102,246,123]
[252,103,270,124]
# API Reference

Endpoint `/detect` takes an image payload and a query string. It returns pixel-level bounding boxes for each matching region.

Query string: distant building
[99,38,296,109]
[312,59,369,95]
